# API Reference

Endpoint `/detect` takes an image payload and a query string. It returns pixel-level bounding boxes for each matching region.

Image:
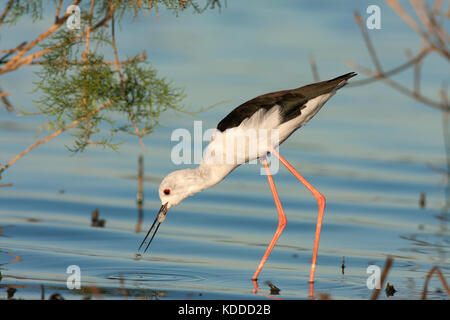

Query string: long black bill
[138,203,168,253]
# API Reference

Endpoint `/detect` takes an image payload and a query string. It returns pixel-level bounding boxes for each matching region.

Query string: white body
[159,90,339,208]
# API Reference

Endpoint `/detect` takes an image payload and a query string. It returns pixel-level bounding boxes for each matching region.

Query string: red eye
[164,189,170,195]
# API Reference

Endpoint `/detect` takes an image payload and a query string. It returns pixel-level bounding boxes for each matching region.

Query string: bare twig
[413,55,422,95]
[370,256,394,300]
[0,183,13,187]
[348,46,432,87]
[171,99,232,116]
[386,0,429,42]
[421,266,450,299]
[0,0,114,74]
[55,0,63,24]
[309,56,320,82]
[15,106,42,116]
[442,109,450,176]
[135,155,144,234]
[0,100,114,176]
[432,0,443,12]
[348,60,449,112]
[0,41,27,63]
[110,6,147,152]
[0,0,81,74]
[0,41,28,54]
[348,4,449,112]
[129,114,147,152]
[28,52,147,66]
[0,86,14,111]
[354,11,383,73]
[82,0,96,143]
[85,285,103,300]
[110,4,123,81]
[410,0,433,32]
[0,0,14,27]
[425,2,450,50]
[119,276,128,299]
[40,284,45,300]
[137,154,144,205]
[386,0,449,60]
[83,0,96,60]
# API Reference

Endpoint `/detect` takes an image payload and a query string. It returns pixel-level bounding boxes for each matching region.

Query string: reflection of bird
[139,72,357,283]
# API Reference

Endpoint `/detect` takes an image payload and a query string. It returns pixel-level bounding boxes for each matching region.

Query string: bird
[139,72,357,284]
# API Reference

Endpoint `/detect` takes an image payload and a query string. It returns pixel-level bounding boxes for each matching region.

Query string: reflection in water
[135,155,144,234]
[251,280,284,300]
[400,115,449,272]
[421,266,450,299]
[1,104,449,300]
[136,205,144,234]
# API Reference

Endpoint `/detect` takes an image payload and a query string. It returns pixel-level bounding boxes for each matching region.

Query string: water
[0,0,449,300]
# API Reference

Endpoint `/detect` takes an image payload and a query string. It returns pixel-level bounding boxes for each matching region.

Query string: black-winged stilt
[139,72,357,284]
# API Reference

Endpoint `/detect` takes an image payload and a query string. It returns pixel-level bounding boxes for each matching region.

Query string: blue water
[0,0,449,300]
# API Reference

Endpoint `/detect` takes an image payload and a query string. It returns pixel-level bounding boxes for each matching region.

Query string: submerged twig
[0,183,13,187]
[136,155,144,233]
[421,266,450,299]
[370,256,394,300]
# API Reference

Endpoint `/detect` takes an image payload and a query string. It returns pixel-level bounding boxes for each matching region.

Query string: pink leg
[252,158,287,280]
[271,148,326,283]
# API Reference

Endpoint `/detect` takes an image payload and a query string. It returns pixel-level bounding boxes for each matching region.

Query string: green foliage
[4,0,223,153]
[34,30,185,152]
[1,0,45,26]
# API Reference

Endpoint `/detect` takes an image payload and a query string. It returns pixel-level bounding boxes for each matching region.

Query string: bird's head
[139,168,207,253]
[158,169,194,209]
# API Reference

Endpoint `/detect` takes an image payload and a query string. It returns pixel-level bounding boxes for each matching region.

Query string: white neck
[191,161,236,194]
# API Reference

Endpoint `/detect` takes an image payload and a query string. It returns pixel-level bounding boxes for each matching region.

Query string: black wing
[216,72,356,132]
[217,90,308,132]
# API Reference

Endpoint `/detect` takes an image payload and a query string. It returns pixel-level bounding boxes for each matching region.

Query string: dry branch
[28,52,147,66]
[82,0,96,143]
[370,256,394,300]
[309,56,320,82]
[0,86,13,111]
[354,11,383,73]
[0,0,114,75]
[55,0,64,24]
[348,60,449,112]
[110,5,147,152]
[0,0,14,27]
[0,0,81,74]
[348,1,449,112]
[0,100,113,176]
[0,41,27,63]
[421,266,450,299]
[0,183,13,187]
[348,46,432,87]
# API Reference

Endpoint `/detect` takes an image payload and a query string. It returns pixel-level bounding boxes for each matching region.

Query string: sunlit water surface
[0,0,449,300]
[1,102,448,300]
